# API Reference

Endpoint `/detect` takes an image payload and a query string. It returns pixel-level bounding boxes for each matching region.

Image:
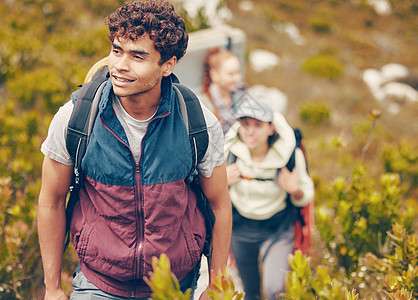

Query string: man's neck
[118,93,161,121]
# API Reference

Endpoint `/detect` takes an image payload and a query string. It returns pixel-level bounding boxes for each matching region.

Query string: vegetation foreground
[0,0,416,299]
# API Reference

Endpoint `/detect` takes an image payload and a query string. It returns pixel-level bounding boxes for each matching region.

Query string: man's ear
[162,56,177,77]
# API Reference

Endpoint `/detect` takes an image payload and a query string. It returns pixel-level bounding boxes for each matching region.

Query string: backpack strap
[173,83,209,183]
[66,66,108,187]
[64,67,108,251]
[173,83,214,263]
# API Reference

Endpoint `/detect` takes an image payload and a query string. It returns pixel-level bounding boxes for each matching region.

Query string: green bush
[299,102,330,125]
[281,249,415,300]
[0,103,44,299]
[315,166,415,276]
[302,54,344,79]
[309,16,332,33]
[362,223,417,299]
[180,7,211,33]
[146,254,244,300]
[382,142,418,197]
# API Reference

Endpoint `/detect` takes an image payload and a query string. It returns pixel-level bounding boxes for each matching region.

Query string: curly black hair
[105,0,188,64]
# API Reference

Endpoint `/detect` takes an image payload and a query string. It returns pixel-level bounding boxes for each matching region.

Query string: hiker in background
[200,46,245,134]
[224,97,314,300]
[37,1,232,299]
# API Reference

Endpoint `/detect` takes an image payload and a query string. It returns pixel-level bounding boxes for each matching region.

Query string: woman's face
[238,117,275,151]
[210,56,242,94]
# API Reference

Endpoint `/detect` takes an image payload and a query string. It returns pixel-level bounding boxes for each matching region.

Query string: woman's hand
[226,163,241,186]
[277,167,303,200]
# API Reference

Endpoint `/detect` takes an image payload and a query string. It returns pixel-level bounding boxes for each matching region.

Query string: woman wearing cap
[200,47,245,134]
[224,98,314,300]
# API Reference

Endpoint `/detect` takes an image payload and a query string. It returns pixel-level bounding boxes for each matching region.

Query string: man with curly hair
[37,1,232,299]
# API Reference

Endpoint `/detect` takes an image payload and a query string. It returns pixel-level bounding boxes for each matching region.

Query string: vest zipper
[101,110,171,297]
[100,117,144,287]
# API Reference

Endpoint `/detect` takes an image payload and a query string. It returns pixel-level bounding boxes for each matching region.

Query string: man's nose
[114,55,130,71]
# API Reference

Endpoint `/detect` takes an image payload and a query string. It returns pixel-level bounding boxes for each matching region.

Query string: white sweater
[224,113,314,220]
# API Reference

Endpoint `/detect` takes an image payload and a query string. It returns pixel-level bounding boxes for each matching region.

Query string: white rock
[381,82,418,102]
[381,63,409,82]
[249,49,281,72]
[273,22,306,46]
[367,0,392,15]
[238,0,255,12]
[387,102,401,114]
[363,68,384,89]
[247,85,288,114]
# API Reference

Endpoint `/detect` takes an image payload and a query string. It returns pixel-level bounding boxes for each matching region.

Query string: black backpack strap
[64,66,108,251]
[173,83,209,182]
[275,128,301,181]
[66,66,109,187]
[173,83,215,263]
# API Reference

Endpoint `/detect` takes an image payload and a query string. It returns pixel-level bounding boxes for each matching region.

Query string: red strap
[293,200,314,255]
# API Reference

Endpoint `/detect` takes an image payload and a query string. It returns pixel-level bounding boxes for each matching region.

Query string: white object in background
[249,49,281,72]
[247,85,288,114]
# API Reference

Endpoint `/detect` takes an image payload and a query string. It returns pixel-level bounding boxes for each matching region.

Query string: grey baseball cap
[234,96,274,122]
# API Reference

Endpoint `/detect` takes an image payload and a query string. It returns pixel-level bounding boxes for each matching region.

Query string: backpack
[64,66,215,263]
[226,128,313,255]
[291,129,314,255]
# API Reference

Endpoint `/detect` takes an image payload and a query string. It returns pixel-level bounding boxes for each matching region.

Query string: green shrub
[382,142,418,197]
[282,247,415,300]
[309,16,332,33]
[362,223,417,299]
[280,250,370,300]
[302,54,344,79]
[299,102,330,125]
[0,102,44,299]
[315,166,415,276]
[146,254,244,300]
[180,7,210,33]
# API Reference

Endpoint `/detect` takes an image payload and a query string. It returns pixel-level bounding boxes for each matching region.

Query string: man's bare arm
[38,156,73,299]
[199,162,232,279]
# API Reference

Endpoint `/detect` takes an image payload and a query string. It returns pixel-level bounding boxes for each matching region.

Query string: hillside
[0,0,416,298]
[224,0,417,181]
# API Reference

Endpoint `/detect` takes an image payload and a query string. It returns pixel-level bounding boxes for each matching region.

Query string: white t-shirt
[41,94,225,178]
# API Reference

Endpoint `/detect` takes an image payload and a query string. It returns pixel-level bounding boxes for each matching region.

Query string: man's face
[108,34,174,100]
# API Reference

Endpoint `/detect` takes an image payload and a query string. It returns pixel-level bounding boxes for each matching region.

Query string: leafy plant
[207,267,245,300]
[362,223,417,299]
[382,141,418,197]
[280,250,349,300]
[146,254,244,300]
[309,16,332,33]
[315,166,414,275]
[145,254,191,300]
[301,54,343,79]
[299,102,330,126]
